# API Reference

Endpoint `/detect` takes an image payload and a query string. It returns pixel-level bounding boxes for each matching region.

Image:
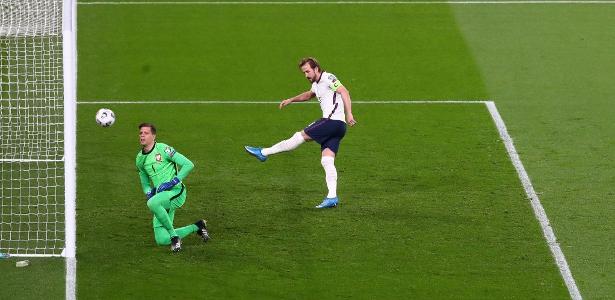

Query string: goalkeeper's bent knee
[146,194,165,211]
[146,198,156,211]
[154,228,171,245]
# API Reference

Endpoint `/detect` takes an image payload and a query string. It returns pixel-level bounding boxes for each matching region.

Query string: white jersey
[310,71,345,122]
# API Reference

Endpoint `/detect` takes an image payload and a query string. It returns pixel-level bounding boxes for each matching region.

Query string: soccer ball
[95,108,116,127]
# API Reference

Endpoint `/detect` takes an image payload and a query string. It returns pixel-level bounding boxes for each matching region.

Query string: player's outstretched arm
[338,85,356,126]
[280,91,315,109]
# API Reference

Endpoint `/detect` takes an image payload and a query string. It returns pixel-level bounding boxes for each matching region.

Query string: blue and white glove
[145,187,156,201]
[157,177,180,193]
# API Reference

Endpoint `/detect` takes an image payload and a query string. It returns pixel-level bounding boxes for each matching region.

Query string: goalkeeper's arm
[157,150,195,193]
[171,152,194,181]
[138,168,156,200]
[138,168,151,195]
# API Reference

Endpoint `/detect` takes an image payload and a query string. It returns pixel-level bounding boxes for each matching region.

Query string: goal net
[0,0,75,258]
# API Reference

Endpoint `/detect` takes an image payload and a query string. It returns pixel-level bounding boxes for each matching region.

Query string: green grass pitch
[73,103,567,298]
[2,1,615,299]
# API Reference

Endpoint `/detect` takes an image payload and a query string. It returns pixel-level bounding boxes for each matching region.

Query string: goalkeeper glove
[157,177,180,193]
[146,187,156,201]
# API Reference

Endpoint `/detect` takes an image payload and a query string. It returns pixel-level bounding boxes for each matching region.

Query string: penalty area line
[485,101,582,300]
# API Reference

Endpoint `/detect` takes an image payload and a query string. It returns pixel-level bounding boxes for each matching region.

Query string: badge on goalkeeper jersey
[165,146,176,157]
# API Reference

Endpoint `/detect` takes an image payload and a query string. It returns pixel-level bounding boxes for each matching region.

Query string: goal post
[63,0,77,262]
[62,0,77,297]
[0,0,77,265]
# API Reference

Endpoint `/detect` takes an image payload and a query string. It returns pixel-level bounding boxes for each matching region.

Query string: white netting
[0,1,62,36]
[0,161,64,254]
[0,0,65,256]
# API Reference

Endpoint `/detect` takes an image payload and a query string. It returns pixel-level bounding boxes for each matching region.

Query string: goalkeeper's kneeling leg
[154,227,171,246]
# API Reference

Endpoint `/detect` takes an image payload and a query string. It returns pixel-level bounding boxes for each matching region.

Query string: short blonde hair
[298,57,322,72]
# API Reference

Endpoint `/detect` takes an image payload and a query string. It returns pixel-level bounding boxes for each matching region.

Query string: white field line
[77,1,615,5]
[7,253,64,257]
[485,101,582,300]
[66,257,77,300]
[77,100,488,104]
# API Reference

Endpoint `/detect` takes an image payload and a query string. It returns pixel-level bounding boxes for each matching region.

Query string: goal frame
[64,0,77,298]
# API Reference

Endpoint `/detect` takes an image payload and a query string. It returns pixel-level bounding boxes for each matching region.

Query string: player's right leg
[150,203,183,252]
[147,192,179,241]
[153,226,171,246]
[244,146,268,162]
[170,236,181,252]
[153,220,182,252]
[244,131,310,161]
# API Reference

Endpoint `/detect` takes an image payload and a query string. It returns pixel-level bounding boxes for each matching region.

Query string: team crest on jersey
[155,154,162,162]
[164,146,176,157]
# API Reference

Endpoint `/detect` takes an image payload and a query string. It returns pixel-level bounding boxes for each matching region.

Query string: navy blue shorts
[304,118,347,154]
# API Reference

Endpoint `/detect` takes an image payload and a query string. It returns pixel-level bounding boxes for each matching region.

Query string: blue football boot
[244,146,267,162]
[316,197,338,208]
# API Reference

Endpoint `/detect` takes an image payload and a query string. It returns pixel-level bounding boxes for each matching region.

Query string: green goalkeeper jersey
[136,142,194,195]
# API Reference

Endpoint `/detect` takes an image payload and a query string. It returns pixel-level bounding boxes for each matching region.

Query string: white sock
[321,156,337,198]
[262,132,305,156]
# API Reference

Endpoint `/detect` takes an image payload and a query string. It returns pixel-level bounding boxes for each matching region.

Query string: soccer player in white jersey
[244,57,356,208]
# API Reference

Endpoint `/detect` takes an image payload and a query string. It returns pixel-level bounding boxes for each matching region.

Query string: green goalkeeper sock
[176,224,198,239]
[154,225,196,246]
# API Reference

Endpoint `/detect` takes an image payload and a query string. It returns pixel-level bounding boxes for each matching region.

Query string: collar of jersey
[142,142,156,155]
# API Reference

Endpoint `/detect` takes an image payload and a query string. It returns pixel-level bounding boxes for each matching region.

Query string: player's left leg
[154,222,208,246]
[315,120,346,209]
[316,148,339,208]
[165,192,210,243]
[175,224,198,239]
[157,221,208,243]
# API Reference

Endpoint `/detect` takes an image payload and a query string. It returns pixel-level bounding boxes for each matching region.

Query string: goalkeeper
[135,123,210,252]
